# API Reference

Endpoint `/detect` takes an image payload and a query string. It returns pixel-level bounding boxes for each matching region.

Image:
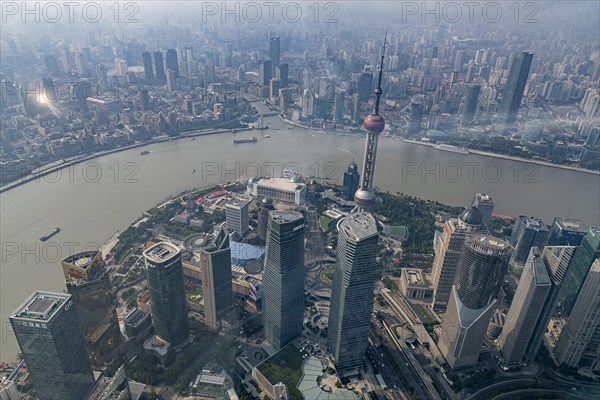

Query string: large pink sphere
[363,114,385,133]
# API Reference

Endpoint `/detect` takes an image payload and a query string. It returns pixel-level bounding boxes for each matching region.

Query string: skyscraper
[461,84,481,124]
[546,218,587,246]
[471,193,495,226]
[438,235,511,369]
[357,72,373,102]
[10,291,96,400]
[269,37,281,73]
[498,51,534,129]
[333,90,346,122]
[524,245,577,361]
[554,258,600,370]
[509,215,549,265]
[166,49,179,79]
[408,103,424,135]
[154,51,166,81]
[142,51,153,81]
[225,199,250,237]
[143,242,189,347]
[557,226,600,316]
[328,212,379,371]
[342,161,360,201]
[259,60,272,87]
[262,211,305,352]
[258,197,275,244]
[199,227,234,330]
[62,251,122,366]
[275,63,288,88]
[498,247,551,366]
[431,207,486,312]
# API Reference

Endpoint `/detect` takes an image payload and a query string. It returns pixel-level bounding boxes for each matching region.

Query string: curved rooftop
[459,206,483,226]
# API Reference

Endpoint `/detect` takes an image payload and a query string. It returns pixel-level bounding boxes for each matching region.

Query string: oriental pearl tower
[354,34,387,212]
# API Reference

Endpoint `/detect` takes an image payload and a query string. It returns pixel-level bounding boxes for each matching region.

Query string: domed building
[457,206,484,232]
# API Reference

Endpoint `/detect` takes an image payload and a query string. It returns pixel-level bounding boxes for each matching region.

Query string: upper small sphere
[363,114,385,133]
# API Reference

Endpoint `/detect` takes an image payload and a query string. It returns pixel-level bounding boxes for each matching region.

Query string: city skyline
[1,2,599,399]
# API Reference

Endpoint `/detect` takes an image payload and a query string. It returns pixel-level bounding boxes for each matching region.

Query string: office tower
[138,89,150,111]
[269,78,281,101]
[43,54,60,75]
[225,199,250,237]
[471,193,495,226]
[342,161,360,201]
[454,50,466,72]
[258,197,275,244]
[166,69,178,92]
[143,242,189,347]
[142,51,153,80]
[302,89,314,118]
[275,63,288,88]
[62,251,121,366]
[408,103,424,135]
[449,70,459,87]
[558,226,600,316]
[270,37,281,73]
[328,212,379,371]
[259,60,272,87]
[431,207,485,312]
[205,64,216,83]
[199,228,234,330]
[357,72,373,102]
[498,51,534,129]
[333,90,346,122]
[87,364,132,400]
[498,248,551,365]
[438,235,511,369]
[585,127,600,148]
[10,291,96,400]
[154,51,165,81]
[547,218,587,246]
[461,84,481,124]
[263,211,305,351]
[41,77,57,103]
[509,215,549,265]
[554,258,600,370]
[75,52,88,76]
[351,93,360,123]
[524,245,576,360]
[165,49,179,78]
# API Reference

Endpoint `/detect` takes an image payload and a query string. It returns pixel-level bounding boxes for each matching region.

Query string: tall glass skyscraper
[328,212,379,372]
[143,242,189,347]
[199,227,234,330]
[558,226,600,316]
[10,291,96,400]
[62,251,121,366]
[165,48,179,78]
[498,247,551,366]
[509,215,549,265]
[153,51,166,81]
[342,161,360,201]
[262,211,305,352]
[438,235,511,369]
[498,51,534,129]
[142,51,153,81]
[546,217,587,247]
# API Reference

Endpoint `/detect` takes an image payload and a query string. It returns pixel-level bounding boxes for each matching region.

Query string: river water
[1,102,598,361]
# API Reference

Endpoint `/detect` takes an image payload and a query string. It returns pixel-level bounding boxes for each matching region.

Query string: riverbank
[0,126,254,193]
[403,140,600,176]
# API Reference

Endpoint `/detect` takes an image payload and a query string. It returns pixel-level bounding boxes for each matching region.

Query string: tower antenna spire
[353,31,388,212]
[373,31,387,116]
